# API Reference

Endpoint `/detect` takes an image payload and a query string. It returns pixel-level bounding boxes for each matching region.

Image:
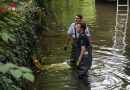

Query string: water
[32,0,130,90]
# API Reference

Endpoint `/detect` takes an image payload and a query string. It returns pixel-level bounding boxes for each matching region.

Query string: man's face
[77,24,82,33]
[75,16,82,23]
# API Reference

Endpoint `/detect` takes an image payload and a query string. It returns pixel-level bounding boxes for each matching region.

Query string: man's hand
[76,59,81,66]
[64,45,67,51]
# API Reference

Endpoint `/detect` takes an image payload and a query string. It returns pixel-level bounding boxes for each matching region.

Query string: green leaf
[22,73,35,82]
[6,63,18,68]
[0,2,5,5]
[0,30,15,43]
[1,76,12,84]
[10,69,22,79]
[0,21,7,27]
[7,86,15,90]
[10,85,22,90]
[19,67,32,73]
[7,85,22,90]
[6,78,13,84]
[0,64,9,74]
[0,31,9,43]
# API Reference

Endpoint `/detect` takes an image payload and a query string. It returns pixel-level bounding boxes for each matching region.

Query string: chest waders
[70,23,79,63]
[77,34,92,84]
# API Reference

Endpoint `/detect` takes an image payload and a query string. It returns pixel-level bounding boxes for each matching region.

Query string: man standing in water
[64,14,90,63]
[76,23,92,83]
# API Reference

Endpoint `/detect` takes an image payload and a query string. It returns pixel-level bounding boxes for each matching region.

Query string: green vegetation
[0,0,49,89]
[0,63,34,90]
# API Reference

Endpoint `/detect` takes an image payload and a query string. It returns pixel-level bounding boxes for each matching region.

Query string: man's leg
[70,42,77,63]
[78,55,92,77]
[77,57,92,85]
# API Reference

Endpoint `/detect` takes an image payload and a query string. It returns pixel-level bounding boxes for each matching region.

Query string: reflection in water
[82,0,96,24]
[113,0,129,55]
[113,26,127,54]
[110,1,130,89]
[47,0,83,30]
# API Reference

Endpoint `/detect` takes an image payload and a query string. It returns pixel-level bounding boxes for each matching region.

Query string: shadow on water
[32,0,130,90]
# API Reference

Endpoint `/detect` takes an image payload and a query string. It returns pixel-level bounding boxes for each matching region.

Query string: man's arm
[64,34,71,50]
[64,23,73,50]
[77,45,86,65]
[65,34,71,45]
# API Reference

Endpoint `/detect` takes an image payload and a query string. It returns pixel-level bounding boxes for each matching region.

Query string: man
[64,14,90,63]
[76,23,92,84]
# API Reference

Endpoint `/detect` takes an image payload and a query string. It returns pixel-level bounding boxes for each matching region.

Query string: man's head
[77,23,86,33]
[75,14,83,24]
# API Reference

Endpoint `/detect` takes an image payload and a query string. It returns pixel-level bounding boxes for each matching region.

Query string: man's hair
[80,23,86,31]
[76,14,83,19]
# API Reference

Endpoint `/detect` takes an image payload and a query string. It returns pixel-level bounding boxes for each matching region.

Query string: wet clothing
[67,23,90,63]
[77,32,92,78]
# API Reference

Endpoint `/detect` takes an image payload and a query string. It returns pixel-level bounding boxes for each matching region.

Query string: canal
[32,0,130,90]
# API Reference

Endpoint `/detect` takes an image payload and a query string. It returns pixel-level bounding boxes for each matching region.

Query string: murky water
[33,0,130,90]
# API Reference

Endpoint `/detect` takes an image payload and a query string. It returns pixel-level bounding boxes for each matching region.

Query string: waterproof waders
[77,45,92,78]
[70,39,80,63]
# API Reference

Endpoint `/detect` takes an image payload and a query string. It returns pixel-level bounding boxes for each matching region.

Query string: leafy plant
[0,0,38,90]
[0,63,35,90]
[0,63,35,82]
[0,0,51,89]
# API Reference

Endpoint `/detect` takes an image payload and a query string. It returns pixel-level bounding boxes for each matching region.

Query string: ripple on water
[90,45,130,90]
[90,73,123,90]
